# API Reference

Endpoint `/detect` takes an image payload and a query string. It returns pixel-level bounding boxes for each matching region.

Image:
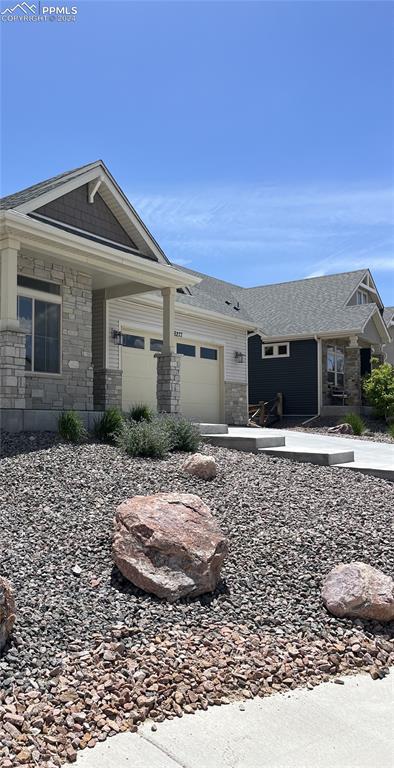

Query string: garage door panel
[121,330,221,422]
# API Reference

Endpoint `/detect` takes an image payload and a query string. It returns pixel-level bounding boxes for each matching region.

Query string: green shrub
[363,362,394,421]
[94,408,124,443]
[58,411,87,443]
[127,403,154,423]
[115,419,170,459]
[162,416,200,453]
[342,412,365,436]
[388,423,394,440]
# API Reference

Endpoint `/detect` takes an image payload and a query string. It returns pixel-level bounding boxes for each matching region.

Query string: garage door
[121,330,221,422]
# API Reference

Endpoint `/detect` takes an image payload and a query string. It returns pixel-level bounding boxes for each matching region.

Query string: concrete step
[196,423,229,435]
[202,434,285,452]
[259,446,355,466]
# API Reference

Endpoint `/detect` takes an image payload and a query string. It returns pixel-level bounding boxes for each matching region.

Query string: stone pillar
[93,369,123,411]
[224,381,248,425]
[0,239,26,410]
[345,346,361,405]
[156,353,181,414]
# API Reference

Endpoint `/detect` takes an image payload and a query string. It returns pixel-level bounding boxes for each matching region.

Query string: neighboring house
[0,161,250,431]
[0,161,392,432]
[383,307,394,365]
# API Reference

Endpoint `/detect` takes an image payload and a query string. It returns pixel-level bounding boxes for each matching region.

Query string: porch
[0,214,200,427]
[320,336,382,417]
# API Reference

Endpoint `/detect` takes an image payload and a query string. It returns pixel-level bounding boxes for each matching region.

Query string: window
[17,295,61,373]
[356,290,368,305]
[122,334,145,349]
[262,343,289,359]
[327,346,345,387]
[177,343,195,357]
[17,275,60,296]
[150,338,163,352]
[200,347,218,360]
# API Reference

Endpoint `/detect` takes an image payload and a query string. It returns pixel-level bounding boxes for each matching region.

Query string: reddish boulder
[0,577,15,652]
[182,453,218,480]
[322,562,394,622]
[112,493,228,601]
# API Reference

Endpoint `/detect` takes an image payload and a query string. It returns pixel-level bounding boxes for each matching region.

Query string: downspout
[302,336,322,425]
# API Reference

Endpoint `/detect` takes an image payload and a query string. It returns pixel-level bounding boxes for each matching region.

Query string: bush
[388,423,394,440]
[115,419,170,459]
[342,412,365,436]
[363,362,394,421]
[162,416,201,453]
[58,411,87,443]
[94,408,124,443]
[127,403,154,423]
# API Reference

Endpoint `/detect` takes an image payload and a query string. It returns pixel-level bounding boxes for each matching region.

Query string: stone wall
[0,330,26,409]
[322,338,362,407]
[18,255,94,410]
[224,381,248,425]
[93,369,123,411]
[156,353,181,414]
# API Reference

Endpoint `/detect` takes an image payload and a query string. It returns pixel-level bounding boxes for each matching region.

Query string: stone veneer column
[224,381,248,425]
[93,369,123,411]
[156,353,181,414]
[0,330,26,409]
[345,346,361,405]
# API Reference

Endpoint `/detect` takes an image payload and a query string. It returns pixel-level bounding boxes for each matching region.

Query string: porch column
[0,238,26,410]
[156,287,181,414]
[346,336,361,406]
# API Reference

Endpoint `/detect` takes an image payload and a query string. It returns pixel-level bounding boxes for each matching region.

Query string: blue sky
[1,1,393,302]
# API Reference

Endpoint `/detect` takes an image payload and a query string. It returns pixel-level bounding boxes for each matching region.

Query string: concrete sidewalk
[229,427,394,480]
[76,673,393,768]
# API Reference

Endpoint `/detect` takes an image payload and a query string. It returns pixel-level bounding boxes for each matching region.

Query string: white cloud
[128,182,394,294]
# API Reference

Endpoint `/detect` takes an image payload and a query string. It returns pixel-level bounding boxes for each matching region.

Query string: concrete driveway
[76,673,393,768]
[228,427,394,480]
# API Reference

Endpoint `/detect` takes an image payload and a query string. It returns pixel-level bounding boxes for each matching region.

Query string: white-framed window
[356,289,368,305]
[327,345,345,387]
[262,342,290,359]
[17,276,62,374]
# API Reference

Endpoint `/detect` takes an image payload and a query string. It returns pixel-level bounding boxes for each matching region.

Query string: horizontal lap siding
[108,298,247,383]
[248,336,318,414]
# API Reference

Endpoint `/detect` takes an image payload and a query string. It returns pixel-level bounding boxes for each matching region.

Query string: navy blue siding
[248,337,318,415]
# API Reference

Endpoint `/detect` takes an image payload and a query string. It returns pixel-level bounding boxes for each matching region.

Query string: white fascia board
[13,165,103,214]
[118,292,253,330]
[12,162,170,266]
[346,269,384,309]
[0,210,200,290]
[361,306,391,342]
[257,330,365,342]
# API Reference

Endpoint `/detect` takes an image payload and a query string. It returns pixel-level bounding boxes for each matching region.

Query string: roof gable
[0,161,170,264]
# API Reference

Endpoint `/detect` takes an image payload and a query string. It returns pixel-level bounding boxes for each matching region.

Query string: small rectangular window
[150,338,163,352]
[177,343,195,357]
[200,347,218,360]
[122,334,145,349]
[262,343,289,358]
[17,275,60,296]
[356,290,368,305]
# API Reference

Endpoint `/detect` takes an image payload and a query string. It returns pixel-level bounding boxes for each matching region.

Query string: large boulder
[181,453,218,480]
[328,423,354,435]
[112,492,228,601]
[322,562,394,622]
[0,577,16,653]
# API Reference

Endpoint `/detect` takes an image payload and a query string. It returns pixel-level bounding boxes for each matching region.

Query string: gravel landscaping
[1,434,393,767]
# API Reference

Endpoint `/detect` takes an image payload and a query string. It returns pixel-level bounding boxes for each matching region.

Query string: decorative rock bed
[0,433,393,766]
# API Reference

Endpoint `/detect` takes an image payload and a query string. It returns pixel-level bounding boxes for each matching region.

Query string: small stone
[71,565,82,576]
[151,723,157,732]
[333,679,345,685]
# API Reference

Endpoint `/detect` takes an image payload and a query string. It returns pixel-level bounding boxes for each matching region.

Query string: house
[383,307,394,365]
[0,161,392,432]
[0,161,250,432]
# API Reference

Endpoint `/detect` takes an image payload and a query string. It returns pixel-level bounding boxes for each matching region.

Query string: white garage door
[121,330,222,423]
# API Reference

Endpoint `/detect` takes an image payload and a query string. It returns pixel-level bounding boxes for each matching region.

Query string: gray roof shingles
[1,168,390,337]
